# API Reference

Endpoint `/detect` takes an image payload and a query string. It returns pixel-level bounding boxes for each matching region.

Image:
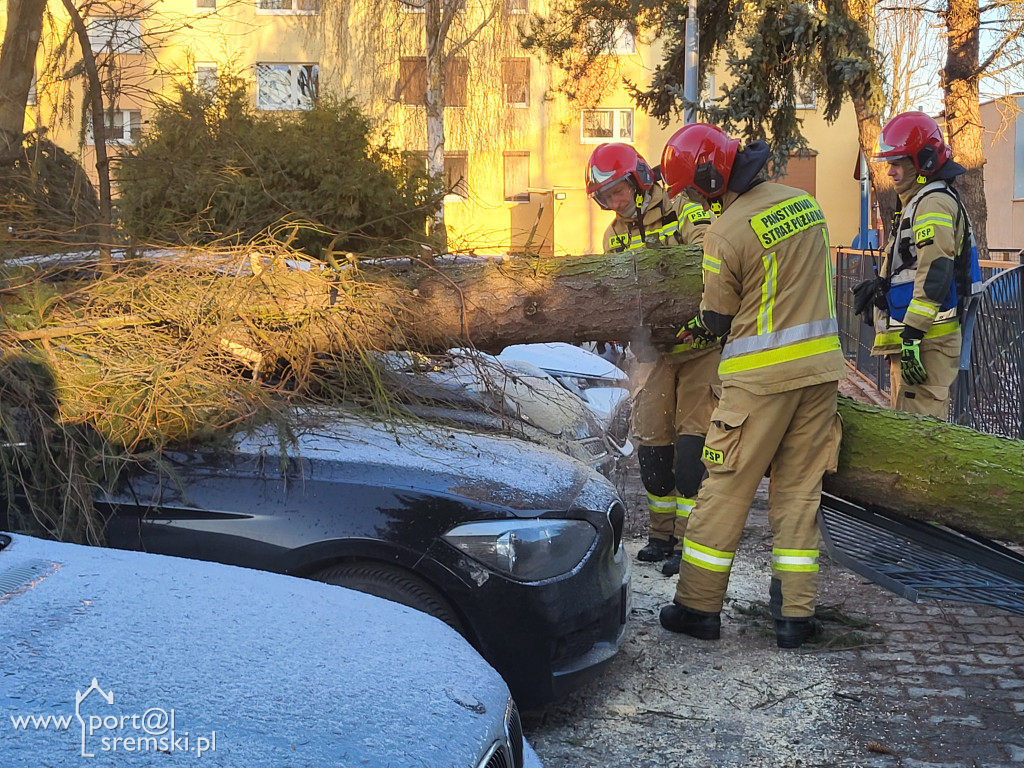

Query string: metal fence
[835,248,890,394]
[953,265,1024,438]
[835,248,1024,439]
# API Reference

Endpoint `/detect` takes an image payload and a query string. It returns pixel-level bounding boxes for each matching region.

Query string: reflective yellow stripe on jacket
[607,219,680,252]
[874,318,960,348]
[719,319,841,376]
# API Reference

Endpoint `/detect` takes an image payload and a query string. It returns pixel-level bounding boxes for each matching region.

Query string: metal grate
[506,698,524,768]
[819,494,1024,616]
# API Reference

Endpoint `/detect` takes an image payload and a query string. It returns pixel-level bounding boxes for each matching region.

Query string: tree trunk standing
[0,0,46,153]
[425,0,457,253]
[61,0,113,266]
[852,99,897,239]
[827,399,1024,544]
[942,0,989,257]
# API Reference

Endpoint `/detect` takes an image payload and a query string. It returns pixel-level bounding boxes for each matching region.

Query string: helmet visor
[592,178,635,211]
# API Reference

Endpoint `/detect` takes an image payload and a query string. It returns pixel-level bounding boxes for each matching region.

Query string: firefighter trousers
[887,338,960,418]
[674,380,842,618]
[632,348,720,544]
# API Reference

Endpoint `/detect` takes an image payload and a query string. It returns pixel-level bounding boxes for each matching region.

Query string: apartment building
[10,0,864,254]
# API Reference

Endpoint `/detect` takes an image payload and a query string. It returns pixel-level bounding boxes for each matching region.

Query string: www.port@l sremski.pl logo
[8,678,217,759]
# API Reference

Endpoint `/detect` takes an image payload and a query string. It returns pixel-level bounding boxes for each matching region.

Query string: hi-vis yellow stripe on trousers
[648,493,676,515]
[676,497,695,518]
[682,538,734,573]
[771,548,819,573]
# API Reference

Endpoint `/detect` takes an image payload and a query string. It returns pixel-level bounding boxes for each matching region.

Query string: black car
[101,408,631,709]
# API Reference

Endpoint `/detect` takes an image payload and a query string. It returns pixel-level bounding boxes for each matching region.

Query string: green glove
[676,315,718,351]
[900,338,927,385]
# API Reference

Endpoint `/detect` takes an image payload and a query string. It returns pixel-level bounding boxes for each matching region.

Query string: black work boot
[659,601,721,640]
[661,550,682,576]
[775,617,820,649]
[637,537,674,562]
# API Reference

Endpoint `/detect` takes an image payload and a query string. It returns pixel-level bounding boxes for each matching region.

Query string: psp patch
[702,446,724,464]
[749,194,825,248]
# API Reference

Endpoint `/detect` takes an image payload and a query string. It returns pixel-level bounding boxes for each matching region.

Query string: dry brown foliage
[0,244,427,543]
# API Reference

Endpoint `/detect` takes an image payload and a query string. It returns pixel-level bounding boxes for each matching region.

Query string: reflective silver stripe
[647,494,676,512]
[721,318,839,360]
[890,270,915,286]
[682,541,733,572]
[771,550,819,572]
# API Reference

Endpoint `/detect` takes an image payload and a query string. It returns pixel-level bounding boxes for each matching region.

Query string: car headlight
[443,519,597,581]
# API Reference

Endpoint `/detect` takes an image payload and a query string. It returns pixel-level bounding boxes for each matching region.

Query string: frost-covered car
[98,409,631,709]
[0,532,541,767]
[498,342,633,456]
[377,349,618,476]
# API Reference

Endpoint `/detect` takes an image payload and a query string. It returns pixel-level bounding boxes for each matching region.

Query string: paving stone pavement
[524,474,1024,768]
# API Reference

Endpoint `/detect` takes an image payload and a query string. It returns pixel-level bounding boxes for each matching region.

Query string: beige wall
[981,96,1024,251]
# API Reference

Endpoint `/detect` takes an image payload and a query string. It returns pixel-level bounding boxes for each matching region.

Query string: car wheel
[311,562,465,635]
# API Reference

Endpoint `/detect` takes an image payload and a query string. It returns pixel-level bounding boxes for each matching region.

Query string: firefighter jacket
[871,181,968,357]
[698,183,847,395]
[602,184,710,254]
[603,184,713,359]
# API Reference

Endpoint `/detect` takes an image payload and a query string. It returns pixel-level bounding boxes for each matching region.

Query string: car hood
[234,409,618,514]
[0,533,516,766]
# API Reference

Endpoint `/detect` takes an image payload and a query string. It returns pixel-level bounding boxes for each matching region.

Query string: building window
[195,0,216,9]
[506,0,528,13]
[411,151,469,200]
[588,21,635,55]
[27,71,37,107]
[502,59,529,108]
[257,0,320,13]
[87,108,142,145]
[445,152,469,200]
[1015,97,1024,199]
[795,78,816,110]
[256,63,319,110]
[504,152,530,202]
[86,17,142,54]
[196,63,217,93]
[581,109,633,143]
[398,57,469,108]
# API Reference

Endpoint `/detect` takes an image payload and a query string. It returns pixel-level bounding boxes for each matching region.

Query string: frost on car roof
[0,533,513,766]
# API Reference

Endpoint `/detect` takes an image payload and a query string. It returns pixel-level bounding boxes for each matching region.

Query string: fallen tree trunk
[375,252,1024,543]
[346,246,706,353]
[5,247,1023,544]
[829,399,1024,544]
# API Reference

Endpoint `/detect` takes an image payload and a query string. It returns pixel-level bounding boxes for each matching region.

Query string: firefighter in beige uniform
[586,142,720,576]
[656,124,845,649]
[864,111,976,418]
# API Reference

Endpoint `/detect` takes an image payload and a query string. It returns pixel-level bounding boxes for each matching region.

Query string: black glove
[851,276,888,326]
[676,315,719,351]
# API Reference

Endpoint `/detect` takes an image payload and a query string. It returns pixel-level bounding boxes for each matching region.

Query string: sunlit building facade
[8,0,864,254]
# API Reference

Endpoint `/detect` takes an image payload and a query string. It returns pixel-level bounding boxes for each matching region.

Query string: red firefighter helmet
[585,143,654,210]
[660,123,740,201]
[871,112,950,175]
